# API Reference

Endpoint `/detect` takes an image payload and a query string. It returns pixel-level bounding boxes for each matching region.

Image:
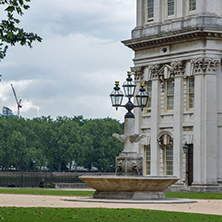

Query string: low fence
[0,172,114,188]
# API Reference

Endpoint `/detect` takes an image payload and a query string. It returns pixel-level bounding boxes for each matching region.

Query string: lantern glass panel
[123,80,136,97]
[136,91,149,107]
[110,90,123,106]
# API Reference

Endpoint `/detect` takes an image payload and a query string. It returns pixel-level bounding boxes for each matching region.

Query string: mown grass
[165,192,222,200]
[0,188,222,200]
[0,207,221,222]
[0,188,94,197]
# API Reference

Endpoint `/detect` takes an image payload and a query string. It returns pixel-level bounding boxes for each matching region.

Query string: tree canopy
[0,115,124,172]
[0,0,42,61]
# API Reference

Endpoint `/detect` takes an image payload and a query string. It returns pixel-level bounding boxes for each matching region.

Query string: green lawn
[165,192,222,200]
[0,188,94,196]
[0,188,222,200]
[0,189,221,221]
[0,207,221,222]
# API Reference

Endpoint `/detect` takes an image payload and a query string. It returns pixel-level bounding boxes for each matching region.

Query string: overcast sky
[0,0,136,122]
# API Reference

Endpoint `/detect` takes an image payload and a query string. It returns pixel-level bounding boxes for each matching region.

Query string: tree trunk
[57,160,62,172]
[68,161,72,172]
[75,162,78,172]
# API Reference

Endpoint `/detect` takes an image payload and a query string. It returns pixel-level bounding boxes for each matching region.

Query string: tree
[45,116,82,172]
[81,118,124,171]
[0,0,42,61]
[0,115,124,172]
[8,130,27,171]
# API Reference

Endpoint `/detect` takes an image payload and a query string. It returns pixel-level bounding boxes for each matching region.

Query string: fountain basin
[79,175,179,200]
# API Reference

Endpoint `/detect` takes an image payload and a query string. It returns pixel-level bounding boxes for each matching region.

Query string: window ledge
[160,112,174,117]
[142,113,151,117]
[184,111,194,115]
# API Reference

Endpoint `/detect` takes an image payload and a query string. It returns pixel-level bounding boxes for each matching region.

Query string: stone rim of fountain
[79,175,180,200]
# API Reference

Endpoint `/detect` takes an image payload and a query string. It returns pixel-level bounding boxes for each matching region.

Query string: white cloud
[0,0,136,122]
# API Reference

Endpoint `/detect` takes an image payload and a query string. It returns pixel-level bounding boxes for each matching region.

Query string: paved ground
[0,194,222,215]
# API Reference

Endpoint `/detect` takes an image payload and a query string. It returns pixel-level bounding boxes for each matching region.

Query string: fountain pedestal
[80,118,179,200]
[116,153,143,176]
[114,118,144,176]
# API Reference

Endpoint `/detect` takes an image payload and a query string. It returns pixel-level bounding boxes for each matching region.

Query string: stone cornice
[122,27,222,51]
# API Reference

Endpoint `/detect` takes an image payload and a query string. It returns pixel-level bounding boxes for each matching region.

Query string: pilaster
[172,61,185,182]
[150,65,161,175]
[192,57,219,187]
[136,0,143,27]
[131,66,144,155]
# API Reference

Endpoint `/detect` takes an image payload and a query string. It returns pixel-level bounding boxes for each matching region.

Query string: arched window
[157,131,174,176]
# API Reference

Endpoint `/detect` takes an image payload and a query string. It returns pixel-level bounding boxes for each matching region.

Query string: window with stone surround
[164,145,173,175]
[187,76,194,110]
[165,79,174,112]
[167,0,175,16]
[147,0,154,21]
[189,0,196,12]
[145,146,151,175]
[146,81,152,113]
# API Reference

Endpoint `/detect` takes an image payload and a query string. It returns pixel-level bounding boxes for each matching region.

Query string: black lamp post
[110,72,149,118]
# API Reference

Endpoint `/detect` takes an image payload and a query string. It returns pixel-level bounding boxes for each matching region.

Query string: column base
[190,182,222,192]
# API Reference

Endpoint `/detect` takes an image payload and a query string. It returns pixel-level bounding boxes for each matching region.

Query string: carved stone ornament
[191,57,220,74]
[170,60,185,77]
[113,133,146,144]
[131,66,143,81]
[157,131,174,149]
[150,64,160,79]
[149,61,185,92]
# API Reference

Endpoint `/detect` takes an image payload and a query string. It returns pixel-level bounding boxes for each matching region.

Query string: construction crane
[11,84,22,117]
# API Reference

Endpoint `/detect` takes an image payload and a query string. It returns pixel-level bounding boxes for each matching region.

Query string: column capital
[170,60,185,77]
[191,57,220,75]
[150,64,161,80]
[131,66,144,81]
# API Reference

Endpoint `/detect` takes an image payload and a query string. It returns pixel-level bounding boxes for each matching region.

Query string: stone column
[136,0,143,27]
[176,0,184,18]
[131,66,144,155]
[172,61,185,183]
[154,0,161,22]
[150,65,161,176]
[192,58,219,190]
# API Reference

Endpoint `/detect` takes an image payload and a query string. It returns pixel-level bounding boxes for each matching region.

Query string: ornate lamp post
[110,71,149,176]
[110,71,149,117]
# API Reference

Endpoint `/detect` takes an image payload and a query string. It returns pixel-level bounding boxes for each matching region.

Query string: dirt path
[0,194,222,215]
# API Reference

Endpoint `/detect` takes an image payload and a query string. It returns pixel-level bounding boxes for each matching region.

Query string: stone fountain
[79,73,179,200]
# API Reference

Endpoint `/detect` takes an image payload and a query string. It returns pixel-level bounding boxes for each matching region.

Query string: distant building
[123,0,222,191]
[2,107,13,117]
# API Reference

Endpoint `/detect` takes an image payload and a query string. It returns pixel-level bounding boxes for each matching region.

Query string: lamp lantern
[110,71,149,118]
[183,142,190,154]
[110,81,124,110]
[122,72,136,98]
[136,82,149,111]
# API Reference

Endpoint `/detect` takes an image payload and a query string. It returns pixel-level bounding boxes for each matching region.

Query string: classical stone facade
[122,0,222,191]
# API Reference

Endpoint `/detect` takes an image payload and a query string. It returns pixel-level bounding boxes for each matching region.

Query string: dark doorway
[186,144,193,186]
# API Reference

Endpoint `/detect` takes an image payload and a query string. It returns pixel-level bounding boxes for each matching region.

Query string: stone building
[122,0,222,191]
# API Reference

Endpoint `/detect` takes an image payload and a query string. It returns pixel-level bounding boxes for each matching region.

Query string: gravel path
[0,194,222,215]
